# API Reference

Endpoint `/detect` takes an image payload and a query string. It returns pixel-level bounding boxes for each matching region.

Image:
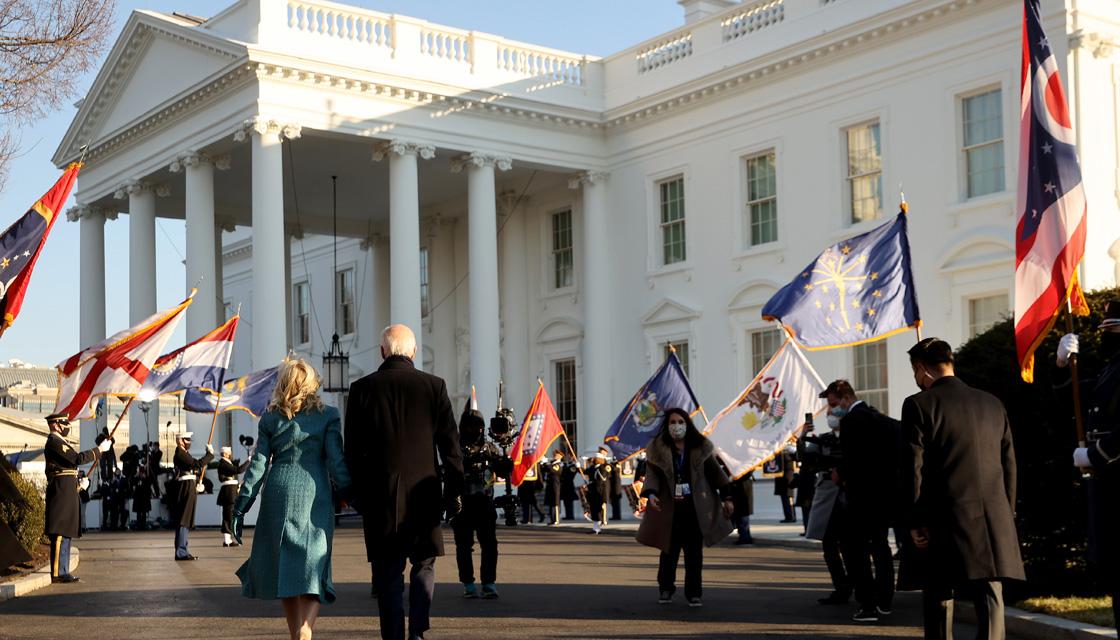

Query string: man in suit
[823,380,899,623]
[902,338,1024,640]
[345,324,464,640]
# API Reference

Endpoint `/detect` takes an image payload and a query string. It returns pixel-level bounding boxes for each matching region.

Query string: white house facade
[56,0,1120,472]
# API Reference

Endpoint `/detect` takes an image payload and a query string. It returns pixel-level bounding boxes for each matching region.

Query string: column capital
[233,117,301,143]
[372,140,436,162]
[1069,30,1117,59]
[450,152,512,174]
[360,231,387,251]
[567,171,610,189]
[422,213,454,239]
[114,181,170,199]
[66,205,115,222]
[170,152,232,173]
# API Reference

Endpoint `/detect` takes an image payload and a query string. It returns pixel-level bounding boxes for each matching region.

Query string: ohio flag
[509,383,566,487]
[1014,0,1089,382]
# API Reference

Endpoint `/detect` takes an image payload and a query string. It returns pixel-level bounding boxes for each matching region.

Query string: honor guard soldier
[169,432,213,560]
[542,450,566,525]
[217,446,250,547]
[44,413,110,582]
[585,446,614,534]
[1057,301,1120,634]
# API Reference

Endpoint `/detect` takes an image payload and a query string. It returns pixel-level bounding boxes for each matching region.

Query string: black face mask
[58,426,71,438]
[1102,332,1120,359]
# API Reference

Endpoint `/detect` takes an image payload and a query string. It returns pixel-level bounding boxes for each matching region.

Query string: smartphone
[804,412,814,424]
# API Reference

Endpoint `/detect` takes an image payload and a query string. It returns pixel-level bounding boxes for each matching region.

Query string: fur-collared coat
[637,433,732,552]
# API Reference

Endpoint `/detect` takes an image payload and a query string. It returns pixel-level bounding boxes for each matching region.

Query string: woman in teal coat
[231,357,351,640]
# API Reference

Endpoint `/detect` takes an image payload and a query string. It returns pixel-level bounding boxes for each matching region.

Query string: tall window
[293,282,310,345]
[659,176,686,265]
[335,268,355,336]
[420,248,430,317]
[554,359,578,451]
[853,342,889,411]
[846,121,883,223]
[745,151,777,246]
[552,209,574,289]
[969,293,1010,338]
[963,89,1004,198]
[664,342,690,377]
[750,328,783,375]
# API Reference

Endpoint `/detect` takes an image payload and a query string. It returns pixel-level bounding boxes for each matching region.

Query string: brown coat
[636,433,732,552]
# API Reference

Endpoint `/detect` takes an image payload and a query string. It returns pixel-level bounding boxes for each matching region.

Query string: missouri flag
[0,163,81,336]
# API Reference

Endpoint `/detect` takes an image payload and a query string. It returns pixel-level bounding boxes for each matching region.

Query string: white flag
[704,339,826,479]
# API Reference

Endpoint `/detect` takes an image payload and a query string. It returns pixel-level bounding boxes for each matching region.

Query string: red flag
[0,163,81,336]
[509,383,566,487]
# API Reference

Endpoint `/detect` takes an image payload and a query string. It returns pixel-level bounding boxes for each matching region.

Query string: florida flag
[53,292,194,420]
[509,383,567,487]
[140,316,239,397]
[1015,0,1089,382]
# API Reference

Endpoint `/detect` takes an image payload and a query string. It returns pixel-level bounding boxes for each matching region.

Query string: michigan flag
[604,350,702,460]
[762,210,921,350]
[0,163,80,337]
[184,366,279,417]
[704,339,826,479]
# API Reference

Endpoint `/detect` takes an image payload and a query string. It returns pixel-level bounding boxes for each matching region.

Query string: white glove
[98,440,112,453]
[1057,333,1079,368]
[206,444,214,455]
[1073,447,1091,468]
[79,478,90,491]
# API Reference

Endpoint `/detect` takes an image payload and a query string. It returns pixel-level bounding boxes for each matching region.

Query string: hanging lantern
[323,332,349,392]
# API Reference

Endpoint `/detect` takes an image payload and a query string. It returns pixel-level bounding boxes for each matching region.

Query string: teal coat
[234,406,351,603]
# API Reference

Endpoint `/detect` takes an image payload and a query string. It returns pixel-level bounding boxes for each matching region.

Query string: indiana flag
[53,292,194,420]
[140,315,240,397]
[0,163,80,337]
[184,366,279,417]
[509,383,566,487]
[1014,0,1089,382]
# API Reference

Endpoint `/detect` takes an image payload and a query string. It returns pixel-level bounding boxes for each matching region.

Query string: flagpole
[559,431,588,482]
[1065,300,1087,449]
[206,389,224,446]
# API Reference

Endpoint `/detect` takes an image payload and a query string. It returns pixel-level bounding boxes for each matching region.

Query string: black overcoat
[344,356,464,560]
[44,433,97,539]
[169,446,213,529]
[900,376,1025,586]
[838,402,900,523]
[542,460,564,506]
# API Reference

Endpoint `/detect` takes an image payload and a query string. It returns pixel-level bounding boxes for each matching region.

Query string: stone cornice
[450,152,513,173]
[371,140,436,162]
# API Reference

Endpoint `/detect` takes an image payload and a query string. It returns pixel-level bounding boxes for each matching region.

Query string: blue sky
[0,1,683,367]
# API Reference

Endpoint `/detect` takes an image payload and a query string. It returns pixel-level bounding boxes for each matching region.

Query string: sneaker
[688,597,703,608]
[817,592,850,605]
[658,591,672,604]
[462,583,478,599]
[876,606,893,616]
[852,608,880,622]
[481,583,499,599]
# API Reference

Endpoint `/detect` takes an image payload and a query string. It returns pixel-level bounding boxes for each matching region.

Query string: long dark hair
[657,407,705,449]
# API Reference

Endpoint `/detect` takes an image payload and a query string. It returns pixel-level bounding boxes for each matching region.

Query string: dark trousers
[922,580,1004,640]
[49,535,71,577]
[822,504,851,596]
[134,512,147,530]
[845,518,894,610]
[221,503,235,535]
[801,503,812,532]
[373,551,436,640]
[610,494,622,520]
[174,526,191,558]
[562,498,574,520]
[779,495,795,521]
[657,499,703,599]
[452,497,498,585]
[735,515,752,543]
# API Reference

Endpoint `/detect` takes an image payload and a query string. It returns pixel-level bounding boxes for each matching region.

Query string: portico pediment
[53,11,246,165]
[641,298,700,327]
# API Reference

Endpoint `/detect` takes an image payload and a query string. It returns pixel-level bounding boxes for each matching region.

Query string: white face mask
[669,422,688,440]
[826,414,841,430]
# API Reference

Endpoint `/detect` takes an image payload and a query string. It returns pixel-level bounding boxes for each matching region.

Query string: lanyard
[673,445,687,483]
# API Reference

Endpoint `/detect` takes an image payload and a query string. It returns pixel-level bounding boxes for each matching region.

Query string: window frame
[550,207,575,291]
[293,280,311,346]
[419,247,431,318]
[967,292,1011,339]
[749,327,783,377]
[334,267,356,337]
[852,341,889,412]
[959,86,1007,200]
[744,149,779,248]
[658,175,687,266]
[662,341,691,378]
[552,357,579,453]
[843,119,884,225]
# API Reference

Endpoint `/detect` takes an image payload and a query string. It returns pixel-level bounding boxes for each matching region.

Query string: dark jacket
[901,376,1025,585]
[772,451,795,496]
[344,356,464,560]
[170,446,213,529]
[838,402,900,522]
[44,433,97,539]
[637,430,732,551]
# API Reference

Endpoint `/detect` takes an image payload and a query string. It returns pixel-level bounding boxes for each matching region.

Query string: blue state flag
[604,351,702,460]
[184,366,278,417]
[762,210,921,350]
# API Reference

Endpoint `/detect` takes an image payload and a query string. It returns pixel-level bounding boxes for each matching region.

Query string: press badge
[675,483,692,498]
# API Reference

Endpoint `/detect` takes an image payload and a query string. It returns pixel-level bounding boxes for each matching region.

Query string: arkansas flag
[0,163,80,337]
[54,292,194,420]
[1014,0,1089,382]
[509,383,567,487]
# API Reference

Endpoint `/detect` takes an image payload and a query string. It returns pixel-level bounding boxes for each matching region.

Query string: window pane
[853,342,889,410]
[750,328,782,375]
[554,359,578,452]
[850,173,883,223]
[750,199,777,245]
[746,152,778,247]
[847,122,882,223]
[963,90,1002,147]
[419,249,430,317]
[968,293,1010,338]
[967,142,1005,197]
[336,269,355,335]
[847,122,881,176]
[963,90,1004,198]
[552,210,574,289]
[664,342,689,377]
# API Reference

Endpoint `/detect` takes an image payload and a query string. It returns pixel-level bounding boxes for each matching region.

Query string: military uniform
[44,415,100,581]
[169,435,214,560]
[216,450,249,546]
[1084,358,1119,630]
[585,450,613,532]
[541,456,566,524]
[609,459,623,520]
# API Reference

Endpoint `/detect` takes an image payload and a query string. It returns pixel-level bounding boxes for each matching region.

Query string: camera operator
[453,407,511,599]
[798,404,852,607]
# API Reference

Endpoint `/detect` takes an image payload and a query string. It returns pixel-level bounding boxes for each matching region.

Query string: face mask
[1102,333,1120,358]
[58,426,71,438]
[826,414,841,430]
[669,423,688,440]
[829,406,848,418]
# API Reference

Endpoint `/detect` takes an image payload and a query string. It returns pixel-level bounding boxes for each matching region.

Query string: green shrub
[954,287,1119,597]
[0,466,45,557]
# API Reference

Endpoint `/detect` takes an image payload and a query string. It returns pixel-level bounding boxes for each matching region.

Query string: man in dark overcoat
[44,413,110,582]
[345,324,464,640]
[901,338,1024,640]
[169,432,213,561]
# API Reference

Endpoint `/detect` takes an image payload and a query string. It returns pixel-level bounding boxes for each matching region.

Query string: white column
[373,140,434,361]
[69,205,111,450]
[361,231,390,350]
[215,218,233,325]
[454,152,512,414]
[237,117,301,370]
[497,192,530,412]
[571,171,611,451]
[425,215,457,388]
[121,181,161,447]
